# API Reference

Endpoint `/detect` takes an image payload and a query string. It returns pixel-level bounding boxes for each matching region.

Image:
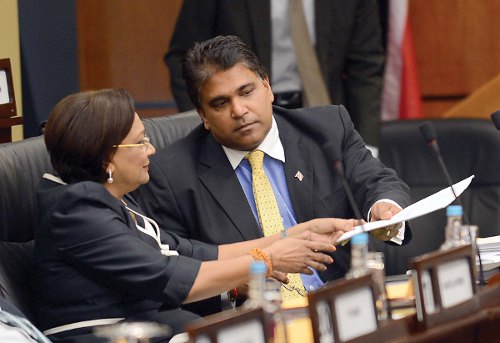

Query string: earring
[107,169,113,184]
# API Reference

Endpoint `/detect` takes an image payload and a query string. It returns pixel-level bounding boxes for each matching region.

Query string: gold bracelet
[248,248,273,277]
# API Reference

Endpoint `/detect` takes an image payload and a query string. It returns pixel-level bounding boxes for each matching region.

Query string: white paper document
[337,175,475,243]
[477,235,500,271]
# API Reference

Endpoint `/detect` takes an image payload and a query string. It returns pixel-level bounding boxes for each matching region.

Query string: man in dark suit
[137,35,410,315]
[165,0,385,146]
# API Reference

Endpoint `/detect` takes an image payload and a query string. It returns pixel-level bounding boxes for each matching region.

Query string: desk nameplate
[411,245,477,329]
[186,307,268,343]
[308,274,381,343]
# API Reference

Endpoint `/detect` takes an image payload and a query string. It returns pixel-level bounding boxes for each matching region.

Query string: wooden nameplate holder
[186,307,268,343]
[410,244,477,330]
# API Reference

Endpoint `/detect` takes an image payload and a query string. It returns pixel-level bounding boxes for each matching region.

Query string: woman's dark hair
[182,35,268,108]
[44,88,135,184]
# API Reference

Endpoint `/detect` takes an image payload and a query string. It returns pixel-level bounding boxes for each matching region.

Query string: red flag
[382,0,423,120]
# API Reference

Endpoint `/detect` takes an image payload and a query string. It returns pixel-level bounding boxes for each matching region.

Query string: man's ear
[262,77,274,103]
[197,108,210,130]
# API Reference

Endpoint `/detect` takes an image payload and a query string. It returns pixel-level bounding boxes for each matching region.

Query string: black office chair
[371,118,500,276]
[0,135,53,321]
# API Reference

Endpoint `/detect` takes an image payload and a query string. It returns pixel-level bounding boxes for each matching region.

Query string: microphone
[279,107,393,236]
[418,121,485,285]
[279,107,371,226]
[491,110,500,130]
[323,142,364,222]
[419,122,463,211]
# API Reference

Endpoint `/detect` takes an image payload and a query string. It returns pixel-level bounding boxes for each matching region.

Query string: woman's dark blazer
[33,180,217,332]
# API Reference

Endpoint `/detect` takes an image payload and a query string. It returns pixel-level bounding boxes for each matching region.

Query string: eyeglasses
[281,277,334,297]
[281,283,307,297]
[113,135,150,151]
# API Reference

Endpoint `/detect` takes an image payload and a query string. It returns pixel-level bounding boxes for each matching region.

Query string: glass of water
[366,252,389,321]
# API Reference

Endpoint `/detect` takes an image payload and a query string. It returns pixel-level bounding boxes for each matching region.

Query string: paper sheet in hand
[337,175,475,243]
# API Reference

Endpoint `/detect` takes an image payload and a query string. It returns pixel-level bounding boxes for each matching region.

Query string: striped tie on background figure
[246,150,305,304]
[289,0,331,107]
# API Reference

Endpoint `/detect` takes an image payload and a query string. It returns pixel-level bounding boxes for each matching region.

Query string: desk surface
[282,284,500,343]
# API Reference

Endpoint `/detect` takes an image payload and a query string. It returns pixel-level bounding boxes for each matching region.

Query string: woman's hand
[287,218,361,245]
[263,231,339,275]
[270,270,290,284]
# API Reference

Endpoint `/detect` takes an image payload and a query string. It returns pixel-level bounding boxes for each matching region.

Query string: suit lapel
[199,134,262,240]
[247,0,272,72]
[275,116,314,222]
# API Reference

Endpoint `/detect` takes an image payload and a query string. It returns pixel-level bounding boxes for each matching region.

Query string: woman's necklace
[120,198,136,222]
[120,198,178,256]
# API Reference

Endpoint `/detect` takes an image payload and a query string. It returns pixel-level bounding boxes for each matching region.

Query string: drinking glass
[366,252,389,321]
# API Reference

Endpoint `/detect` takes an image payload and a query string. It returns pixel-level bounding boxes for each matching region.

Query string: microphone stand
[491,110,500,130]
[323,142,365,230]
[419,121,485,286]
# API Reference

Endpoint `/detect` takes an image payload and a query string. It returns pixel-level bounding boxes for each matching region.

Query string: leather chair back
[372,118,500,275]
[0,136,53,242]
[0,135,52,319]
[142,110,201,149]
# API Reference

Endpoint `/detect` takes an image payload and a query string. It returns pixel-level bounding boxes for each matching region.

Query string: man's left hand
[370,202,402,241]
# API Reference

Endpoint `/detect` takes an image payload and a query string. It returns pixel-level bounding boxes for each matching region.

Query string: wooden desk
[390,285,500,343]
[342,285,500,343]
[390,307,499,343]
[185,285,499,343]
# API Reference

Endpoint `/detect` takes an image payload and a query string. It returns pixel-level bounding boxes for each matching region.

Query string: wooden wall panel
[76,1,500,119]
[77,0,182,117]
[409,0,500,117]
[422,100,460,119]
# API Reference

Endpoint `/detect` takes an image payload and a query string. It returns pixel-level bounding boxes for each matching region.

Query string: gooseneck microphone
[277,107,366,222]
[279,107,370,227]
[419,122,464,214]
[418,121,485,286]
[323,141,364,222]
[491,110,500,130]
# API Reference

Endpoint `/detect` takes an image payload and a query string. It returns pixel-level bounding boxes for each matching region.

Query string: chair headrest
[0,136,53,242]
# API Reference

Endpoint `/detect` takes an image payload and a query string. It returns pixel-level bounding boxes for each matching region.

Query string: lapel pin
[294,171,304,181]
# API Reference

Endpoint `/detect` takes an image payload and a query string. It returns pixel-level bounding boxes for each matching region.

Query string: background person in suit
[165,0,385,147]
[136,35,411,316]
[32,88,354,342]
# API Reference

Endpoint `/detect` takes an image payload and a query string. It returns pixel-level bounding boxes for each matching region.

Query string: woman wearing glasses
[33,89,355,342]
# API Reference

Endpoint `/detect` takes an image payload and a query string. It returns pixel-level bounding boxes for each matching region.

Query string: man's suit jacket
[135,105,411,314]
[165,0,385,145]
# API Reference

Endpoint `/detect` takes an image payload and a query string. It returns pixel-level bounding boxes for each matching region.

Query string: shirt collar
[43,173,67,185]
[223,116,285,169]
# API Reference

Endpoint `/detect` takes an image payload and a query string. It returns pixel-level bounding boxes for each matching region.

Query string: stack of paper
[477,235,500,272]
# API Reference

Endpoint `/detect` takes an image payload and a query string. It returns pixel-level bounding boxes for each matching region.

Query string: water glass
[93,322,170,342]
[366,252,389,321]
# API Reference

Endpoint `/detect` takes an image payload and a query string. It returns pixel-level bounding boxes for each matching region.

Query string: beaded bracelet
[228,288,239,302]
[248,248,273,277]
